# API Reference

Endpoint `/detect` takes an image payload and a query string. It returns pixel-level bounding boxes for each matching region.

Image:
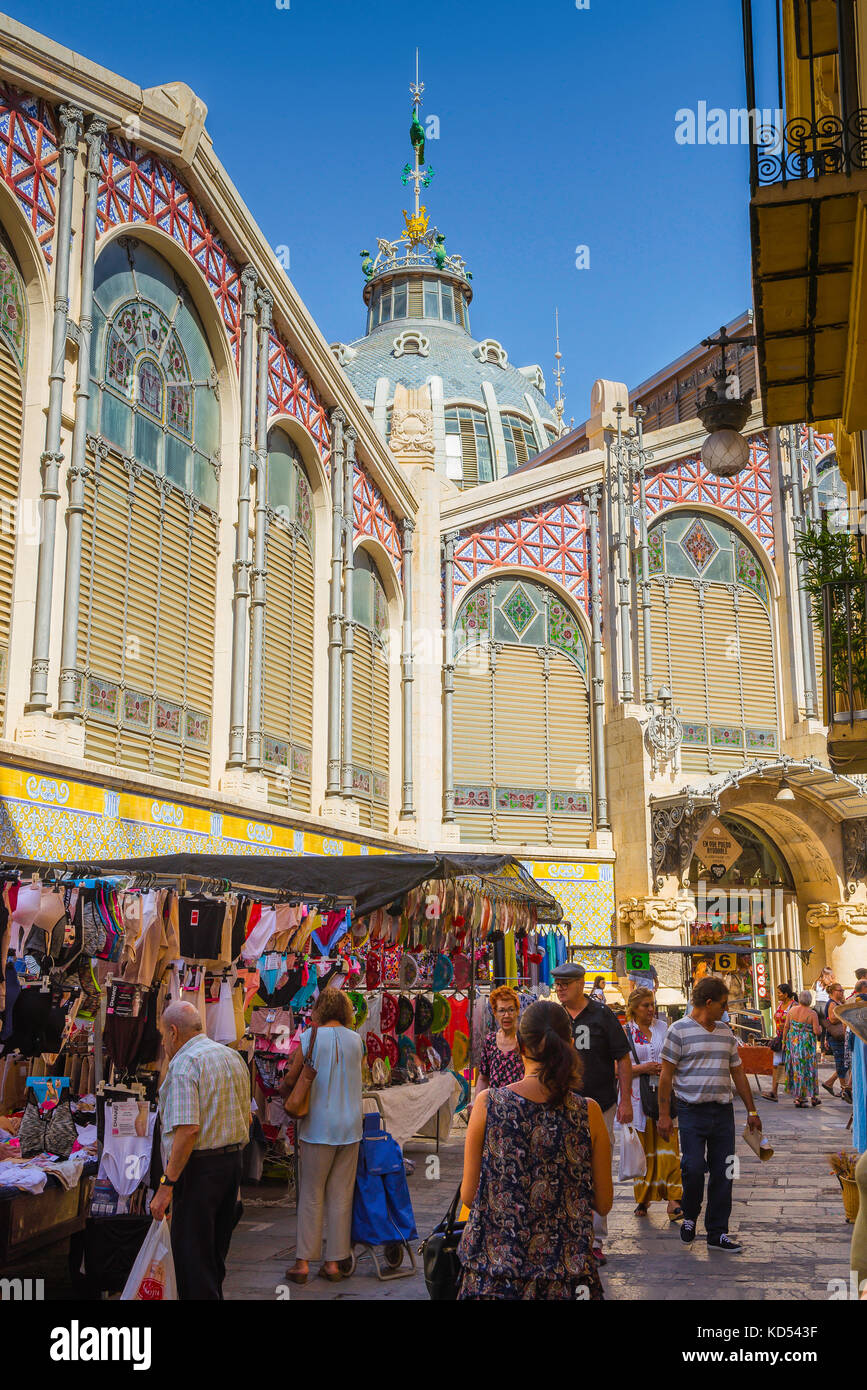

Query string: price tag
[626,947,650,973]
[715,952,737,972]
[111,1100,139,1138]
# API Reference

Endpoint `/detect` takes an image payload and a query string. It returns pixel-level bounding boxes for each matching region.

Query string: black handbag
[420,1186,466,1300]
[626,1028,676,1122]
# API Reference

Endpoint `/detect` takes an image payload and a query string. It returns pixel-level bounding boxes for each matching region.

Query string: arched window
[258,426,315,810]
[452,576,593,846]
[76,239,220,785]
[348,548,390,831]
[815,451,847,517]
[89,238,219,508]
[501,412,539,471]
[444,406,493,486]
[0,232,26,730]
[640,511,779,772]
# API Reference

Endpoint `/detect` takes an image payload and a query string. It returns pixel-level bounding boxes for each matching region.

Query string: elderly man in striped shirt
[658,976,761,1254]
[150,1001,250,1299]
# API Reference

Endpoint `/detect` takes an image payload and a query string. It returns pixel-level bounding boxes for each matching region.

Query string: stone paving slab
[222,1086,858,1302]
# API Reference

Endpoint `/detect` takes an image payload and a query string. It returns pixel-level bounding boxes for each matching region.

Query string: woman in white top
[622,987,683,1221]
[280,987,363,1285]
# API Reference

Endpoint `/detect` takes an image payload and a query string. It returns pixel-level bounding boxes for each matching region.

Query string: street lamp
[696,325,756,477]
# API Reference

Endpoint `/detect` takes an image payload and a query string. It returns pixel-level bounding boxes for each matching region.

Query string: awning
[43,850,564,923]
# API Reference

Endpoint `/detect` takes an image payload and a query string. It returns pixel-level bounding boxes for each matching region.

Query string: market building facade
[0,14,865,1018]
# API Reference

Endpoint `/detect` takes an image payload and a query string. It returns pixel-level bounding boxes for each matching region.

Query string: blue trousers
[676,1101,735,1242]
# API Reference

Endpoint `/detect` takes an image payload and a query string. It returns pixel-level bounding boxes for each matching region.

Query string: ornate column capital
[618,894,697,937]
[806,902,867,938]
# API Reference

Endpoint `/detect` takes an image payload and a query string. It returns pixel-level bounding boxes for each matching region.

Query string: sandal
[811,1097,821,1106]
[285,1267,308,1285]
[767,1093,779,1102]
[668,1207,684,1221]
[634,1204,649,1217]
[822,1080,836,1096]
[318,1267,343,1283]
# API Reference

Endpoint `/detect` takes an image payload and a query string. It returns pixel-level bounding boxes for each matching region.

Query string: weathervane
[401,49,434,245]
[553,308,567,436]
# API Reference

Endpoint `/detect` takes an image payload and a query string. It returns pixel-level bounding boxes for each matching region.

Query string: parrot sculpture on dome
[410,108,425,166]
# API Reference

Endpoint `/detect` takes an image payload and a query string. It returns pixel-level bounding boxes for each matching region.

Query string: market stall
[0,848,564,1286]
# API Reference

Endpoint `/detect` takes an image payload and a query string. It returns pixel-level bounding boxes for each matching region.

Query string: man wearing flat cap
[552,961,633,1264]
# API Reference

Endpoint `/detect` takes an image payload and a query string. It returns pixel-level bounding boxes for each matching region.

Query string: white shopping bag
[120,1218,177,1301]
[618,1124,647,1181]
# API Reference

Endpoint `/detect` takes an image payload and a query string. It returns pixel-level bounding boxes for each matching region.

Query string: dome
[333,72,559,488]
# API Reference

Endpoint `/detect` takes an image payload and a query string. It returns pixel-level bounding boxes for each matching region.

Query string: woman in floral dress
[783,990,822,1106]
[457,999,612,1300]
[478,985,524,1091]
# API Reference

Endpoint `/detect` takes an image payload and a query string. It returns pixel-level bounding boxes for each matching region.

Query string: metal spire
[402,51,434,242]
[553,308,567,436]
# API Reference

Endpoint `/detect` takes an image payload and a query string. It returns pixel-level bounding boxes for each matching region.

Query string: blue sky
[6,0,754,423]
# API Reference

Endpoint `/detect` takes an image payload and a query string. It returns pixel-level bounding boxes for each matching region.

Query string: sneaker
[592,1247,607,1266]
[680,1220,696,1244]
[707,1234,742,1253]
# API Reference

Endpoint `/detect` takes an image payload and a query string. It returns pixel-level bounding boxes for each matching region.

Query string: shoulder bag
[283,1025,319,1118]
[825,1009,845,1040]
[625,1026,676,1122]
[420,1186,466,1301]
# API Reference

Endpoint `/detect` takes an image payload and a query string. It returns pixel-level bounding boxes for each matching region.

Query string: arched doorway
[687,812,800,1029]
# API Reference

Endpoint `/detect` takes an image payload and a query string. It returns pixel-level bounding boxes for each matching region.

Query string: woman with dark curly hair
[457,999,612,1300]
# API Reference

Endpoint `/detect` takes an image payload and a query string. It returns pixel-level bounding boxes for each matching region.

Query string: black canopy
[51,850,563,922]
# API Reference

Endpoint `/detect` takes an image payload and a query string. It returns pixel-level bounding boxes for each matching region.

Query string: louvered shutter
[290,537,315,811]
[548,650,592,847]
[739,588,779,746]
[702,586,746,770]
[493,647,547,843]
[454,643,493,841]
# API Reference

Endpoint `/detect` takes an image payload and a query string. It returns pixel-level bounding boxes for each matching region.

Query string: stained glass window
[91,240,219,508]
[0,236,27,373]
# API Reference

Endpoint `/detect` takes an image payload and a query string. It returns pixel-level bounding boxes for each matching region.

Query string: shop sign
[696,819,742,875]
[625,947,650,972]
[714,951,739,971]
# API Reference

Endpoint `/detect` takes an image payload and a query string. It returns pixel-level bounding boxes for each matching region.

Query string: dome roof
[340,318,554,419]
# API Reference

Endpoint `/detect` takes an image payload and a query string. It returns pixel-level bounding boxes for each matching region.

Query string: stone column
[325,408,345,798]
[245,287,273,772]
[805,902,867,988]
[57,114,106,721]
[26,104,83,714]
[340,428,357,799]
[586,488,609,829]
[226,265,258,767]
[400,518,415,820]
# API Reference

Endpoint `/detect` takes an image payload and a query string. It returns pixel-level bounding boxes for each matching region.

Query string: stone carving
[392,329,430,358]
[388,383,434,462]
[805,902,867,938]
[618,895,697,936]
[472,339,508,368]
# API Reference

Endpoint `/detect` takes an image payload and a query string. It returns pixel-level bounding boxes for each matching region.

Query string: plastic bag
[120,1218,177,1301]
[618,1124,647,1181]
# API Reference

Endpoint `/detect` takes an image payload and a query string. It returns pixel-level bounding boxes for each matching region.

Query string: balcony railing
[821,578,867,725]
[742,0,867,191]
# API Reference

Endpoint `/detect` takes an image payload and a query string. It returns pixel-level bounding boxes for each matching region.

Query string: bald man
[151,1001,250,1299]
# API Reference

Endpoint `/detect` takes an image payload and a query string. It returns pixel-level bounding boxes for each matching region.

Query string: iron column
[340,427,357,798]
[227,265,258,766]
[326,408,345,796]
[246,287,273,771]
[400,517,415,819]
[442,532,456,823]
[26,104,83,713]
[587,487,609,829]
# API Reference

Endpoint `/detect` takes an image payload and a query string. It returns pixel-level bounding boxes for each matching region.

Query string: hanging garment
[206,980,237,1044]
[241,907,277,963]
[98,1105,156,1197]
[504,932,519,989]
[103,982,147,1073]
[6,986,67,1057]
[178,898,227,960]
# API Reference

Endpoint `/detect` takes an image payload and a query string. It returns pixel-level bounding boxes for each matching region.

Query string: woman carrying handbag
[279,988,364,1284]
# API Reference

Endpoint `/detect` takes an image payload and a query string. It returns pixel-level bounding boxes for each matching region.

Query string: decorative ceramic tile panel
[97,135,242,362]
[267,331,331,469]
[455,785,492,809]
[0,83,59,262]
[502,584,535,636]
[735,543,770,606]
[526,862,616,974]
[496,787,547,811]
[264,735,290,768]
[548,599,586,670]
[551,790,591,815]
[291,745,312,780]
[452,495,590,613]
[643,433,774,557]
[353,465,402,572]
[710,725,744,748]
[681,722,709,746]
[745,727,778,752]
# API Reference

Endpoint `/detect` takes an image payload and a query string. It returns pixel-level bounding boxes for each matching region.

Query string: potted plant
[827,1150,862,1223]
[796,520,867,717]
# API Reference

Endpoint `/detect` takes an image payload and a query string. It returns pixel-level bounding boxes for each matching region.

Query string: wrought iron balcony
[753,111,867,187]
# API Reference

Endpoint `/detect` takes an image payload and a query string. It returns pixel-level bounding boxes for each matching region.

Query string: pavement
[223,1069,859,1302]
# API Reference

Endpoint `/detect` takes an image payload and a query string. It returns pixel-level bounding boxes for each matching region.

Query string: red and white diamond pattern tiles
[353,466,402,573]
[267,332,331,468]
[97,135,242,362]
[644,432,775,556]
[0,83,59,262]
[452,497,590,613]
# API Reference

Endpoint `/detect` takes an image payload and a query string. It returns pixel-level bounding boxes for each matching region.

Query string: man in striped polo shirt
[658,976,761,1253]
